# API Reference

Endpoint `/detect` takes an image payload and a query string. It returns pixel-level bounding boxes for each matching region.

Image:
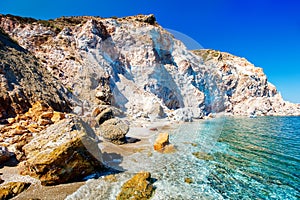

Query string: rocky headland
[0,13,299,199]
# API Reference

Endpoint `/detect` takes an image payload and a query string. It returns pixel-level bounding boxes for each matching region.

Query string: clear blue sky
[1,0,299,103]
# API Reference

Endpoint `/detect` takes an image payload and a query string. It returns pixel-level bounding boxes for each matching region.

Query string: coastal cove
[0,13,299,199]
[65,116,300,199]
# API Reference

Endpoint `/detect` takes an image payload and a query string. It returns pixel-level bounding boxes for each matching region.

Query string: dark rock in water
[0,182,31,200]
[0,146,12,164]
[99,118,129,145]
[117,171,154,200]
[19,116,105,186]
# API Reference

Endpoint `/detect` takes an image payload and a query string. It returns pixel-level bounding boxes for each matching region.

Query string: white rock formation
[0,14,299,121]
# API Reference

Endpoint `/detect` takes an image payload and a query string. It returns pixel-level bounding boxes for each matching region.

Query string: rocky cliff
[0,14,299,121]
[0,26,71,121]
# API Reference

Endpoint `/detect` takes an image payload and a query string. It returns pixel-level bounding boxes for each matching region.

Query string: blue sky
[0,0,299,102]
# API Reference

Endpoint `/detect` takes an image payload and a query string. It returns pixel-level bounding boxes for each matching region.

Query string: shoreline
[0,117,181,199]
[2,115,299,199]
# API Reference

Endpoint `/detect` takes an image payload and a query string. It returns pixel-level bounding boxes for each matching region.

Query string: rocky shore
[0,13,299,199]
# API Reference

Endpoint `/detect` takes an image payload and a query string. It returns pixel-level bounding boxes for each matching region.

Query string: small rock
[0,182,31,200]
[99,119,129,145]
[51,111,65,123]
[117,171,154,200]
[96,107,114,124]
[40,111,54,119]
[7,118,15,124]
[149,127,158,131]
[37,118,52,126]
[153,133,169,151]
[148,103,165,119]
[184,177,193,184]
[95,91,105,99]
[0,146,11,165]
[91,106,109,117]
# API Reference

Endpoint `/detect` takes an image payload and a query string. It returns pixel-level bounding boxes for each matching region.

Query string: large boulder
[99,118,129,145]
[0,182,31,200]
[117,171,154,200]
[19,116,105,185]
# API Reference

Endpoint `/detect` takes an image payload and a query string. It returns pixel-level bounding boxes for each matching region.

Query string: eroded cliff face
[0,27,71,120]
[0,14,299,120]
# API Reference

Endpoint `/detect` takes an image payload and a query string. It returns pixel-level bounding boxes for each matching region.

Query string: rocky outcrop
[0,27,71,120]
[0,101,66,160]
[0,182,31,200]
[99,118,129,144]
[19,116,105,185]
[117,171,154,200]
[0,14,299,122]
[192,49,300,116]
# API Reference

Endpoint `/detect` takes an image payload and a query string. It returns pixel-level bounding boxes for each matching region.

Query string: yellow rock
[40,111,54,119]
[0,182,31,199]
[117,171,154,200]
[153,133,169,151]
[27,123,39,133]
[51,111,65,123]
[7,118,15,124]
[38,119,52,126]
[19,117,105,186]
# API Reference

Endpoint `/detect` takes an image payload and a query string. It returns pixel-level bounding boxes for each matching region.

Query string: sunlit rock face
[1,14,299,120]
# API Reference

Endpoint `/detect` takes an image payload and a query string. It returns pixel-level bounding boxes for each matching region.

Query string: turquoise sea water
[157,116,300,199]
[207,117,300,199]
[68,117,300,199]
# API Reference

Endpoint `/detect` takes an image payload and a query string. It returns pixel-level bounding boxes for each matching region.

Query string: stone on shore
[95,107,114,125]
[19,116,105,186]
[0,146,11,165]
[153,133,176,153]
[0,182,31,200]
[117,171,154,200]
[99,118,129,145]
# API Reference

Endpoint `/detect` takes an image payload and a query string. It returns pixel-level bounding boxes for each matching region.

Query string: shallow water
[67,116,300,199]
